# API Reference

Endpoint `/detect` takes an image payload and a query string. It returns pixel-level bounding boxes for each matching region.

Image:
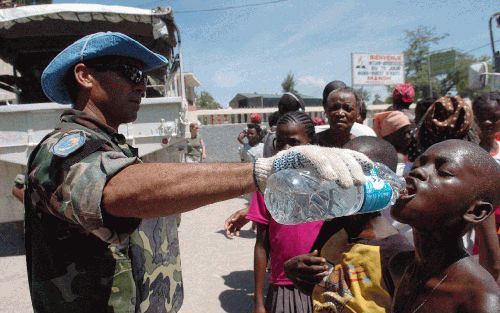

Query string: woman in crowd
[372,110,412,176]
[407,96,478,162]
[316,86,361,147]
[185,121,206,163]
[319,81,375,138]
[414,97,437,125]
[388,83,416,125]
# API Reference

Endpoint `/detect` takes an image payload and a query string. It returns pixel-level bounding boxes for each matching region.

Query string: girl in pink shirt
[247,111,323,313]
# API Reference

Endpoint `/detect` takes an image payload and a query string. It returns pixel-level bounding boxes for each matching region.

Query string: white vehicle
[469,11,500,90]
[0,4,195,222]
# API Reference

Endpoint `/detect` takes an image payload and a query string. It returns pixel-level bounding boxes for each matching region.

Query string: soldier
[25,32,373,313]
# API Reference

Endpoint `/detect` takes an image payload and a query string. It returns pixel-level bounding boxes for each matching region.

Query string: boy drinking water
[391,139,499,313]
[284,136,413,313]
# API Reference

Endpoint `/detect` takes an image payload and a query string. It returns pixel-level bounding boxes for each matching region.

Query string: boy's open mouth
[398,177,417,201]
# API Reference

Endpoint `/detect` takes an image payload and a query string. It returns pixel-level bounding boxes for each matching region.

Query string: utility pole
[427,55,432,97]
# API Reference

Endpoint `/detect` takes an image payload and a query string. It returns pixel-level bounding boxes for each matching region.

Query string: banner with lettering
[351,53,405,85]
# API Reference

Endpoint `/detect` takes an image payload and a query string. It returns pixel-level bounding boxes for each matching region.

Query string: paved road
[0,124,261,312]
[0,196,259,313]
[178,196,258,313]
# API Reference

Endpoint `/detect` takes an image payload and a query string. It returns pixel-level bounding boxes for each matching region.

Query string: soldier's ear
[74,63,94,89]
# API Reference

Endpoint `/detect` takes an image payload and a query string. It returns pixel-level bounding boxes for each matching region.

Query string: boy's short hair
[343,136,399,223]
[344,136,398,172]
[454,140,500,206]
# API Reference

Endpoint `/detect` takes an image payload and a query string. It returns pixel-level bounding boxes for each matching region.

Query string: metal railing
[193,105,396,125]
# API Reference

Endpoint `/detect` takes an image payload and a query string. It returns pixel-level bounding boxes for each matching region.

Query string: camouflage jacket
[25,109,183,313]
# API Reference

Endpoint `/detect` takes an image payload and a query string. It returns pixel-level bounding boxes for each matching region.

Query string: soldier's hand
[253,145,374,191]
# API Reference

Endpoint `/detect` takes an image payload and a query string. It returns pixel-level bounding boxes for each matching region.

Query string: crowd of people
[15,31,499,313]
[230,81,500,313]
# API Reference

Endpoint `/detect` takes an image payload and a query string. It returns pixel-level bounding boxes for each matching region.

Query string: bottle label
[359,168,393,213]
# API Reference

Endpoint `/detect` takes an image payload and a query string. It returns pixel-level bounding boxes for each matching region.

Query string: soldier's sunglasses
[90,63,148,85]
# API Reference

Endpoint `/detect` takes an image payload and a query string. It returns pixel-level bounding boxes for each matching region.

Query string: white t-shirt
[239,143,264,162]
[350,122,376,137]
[314,122,376,137]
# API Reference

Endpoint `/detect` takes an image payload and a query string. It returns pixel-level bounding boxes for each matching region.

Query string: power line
[463,39,500,54]
[174,0,288,14]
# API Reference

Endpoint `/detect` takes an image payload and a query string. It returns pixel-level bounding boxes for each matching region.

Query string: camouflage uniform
[25,109,183,313]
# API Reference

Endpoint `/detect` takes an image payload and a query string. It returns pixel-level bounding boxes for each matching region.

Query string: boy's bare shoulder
[448,257,499,313]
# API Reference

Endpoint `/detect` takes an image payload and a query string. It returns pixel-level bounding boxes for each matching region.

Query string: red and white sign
[351,53,405,85]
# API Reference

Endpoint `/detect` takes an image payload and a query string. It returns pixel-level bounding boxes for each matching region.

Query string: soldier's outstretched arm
[102,146,373,219]
[102,162,255,218]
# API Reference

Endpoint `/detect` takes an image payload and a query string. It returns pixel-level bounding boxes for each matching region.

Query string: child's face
[275,122,310,151]
[391,141,481,231]
[384,126,411,154]
[246,128,260,146]
[475,100,500,140]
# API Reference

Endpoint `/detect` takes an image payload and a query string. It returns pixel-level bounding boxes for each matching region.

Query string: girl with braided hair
[225,96,308,236]
[248,111,321,313]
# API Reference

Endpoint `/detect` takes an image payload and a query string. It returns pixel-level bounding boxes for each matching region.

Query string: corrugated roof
[0,4,171,29]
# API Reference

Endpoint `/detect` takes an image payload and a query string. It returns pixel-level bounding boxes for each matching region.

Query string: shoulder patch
[50,131,86,157]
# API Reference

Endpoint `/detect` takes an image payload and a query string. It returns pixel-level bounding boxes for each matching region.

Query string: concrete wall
[199,124,246,163]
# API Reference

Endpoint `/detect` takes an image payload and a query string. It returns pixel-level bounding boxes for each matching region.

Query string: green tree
[373,94,384,104]
[437,52,490,97]
[403,25,490,99]
[354,87,370,103]
[403,26,448,99]
[281,71,298,93]
[196,91,221,109]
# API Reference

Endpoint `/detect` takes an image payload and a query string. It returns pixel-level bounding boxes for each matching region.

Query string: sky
[53,0,499,107]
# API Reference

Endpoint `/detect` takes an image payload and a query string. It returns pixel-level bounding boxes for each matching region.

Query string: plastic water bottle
[264,163,405,225]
